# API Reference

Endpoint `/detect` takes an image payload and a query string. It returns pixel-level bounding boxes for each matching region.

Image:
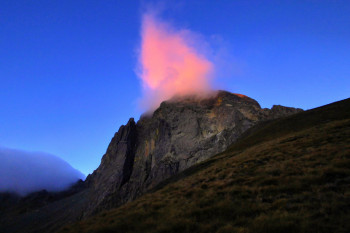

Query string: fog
[0,147,85,196]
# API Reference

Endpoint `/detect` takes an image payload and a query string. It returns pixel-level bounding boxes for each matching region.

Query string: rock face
[84,91,302,216]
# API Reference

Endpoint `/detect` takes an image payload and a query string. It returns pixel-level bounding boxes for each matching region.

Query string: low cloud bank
[0,147,85,196]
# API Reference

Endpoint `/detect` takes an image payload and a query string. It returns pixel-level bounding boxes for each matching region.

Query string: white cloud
[0,147,85,196]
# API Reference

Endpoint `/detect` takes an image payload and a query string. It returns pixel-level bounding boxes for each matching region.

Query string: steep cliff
[83,91,302,216]
[59,97,350,233]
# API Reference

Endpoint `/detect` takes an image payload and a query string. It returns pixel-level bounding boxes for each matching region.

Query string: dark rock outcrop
[85,118,137,213]
[83,91,303,216]
[0,91,304,232]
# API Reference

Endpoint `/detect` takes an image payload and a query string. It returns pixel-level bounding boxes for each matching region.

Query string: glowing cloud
[138,13,214,111]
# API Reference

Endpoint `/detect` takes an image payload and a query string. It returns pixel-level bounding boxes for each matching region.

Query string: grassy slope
[59,98,350,233]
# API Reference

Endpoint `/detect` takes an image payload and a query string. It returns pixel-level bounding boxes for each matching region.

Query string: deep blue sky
[1,0,349,175]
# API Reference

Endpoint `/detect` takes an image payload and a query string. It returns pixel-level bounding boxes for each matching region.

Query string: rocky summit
[0,90,304,233]
[83,90,302,216]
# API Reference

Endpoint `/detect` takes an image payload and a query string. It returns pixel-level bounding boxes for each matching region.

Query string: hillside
[83,90,301,217]
[59,98,350,233]
[0,91,303,233]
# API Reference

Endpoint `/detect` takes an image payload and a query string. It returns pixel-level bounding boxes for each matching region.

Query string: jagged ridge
[83,90,302,216]
[0,91,303,233]
[59,97,350,233]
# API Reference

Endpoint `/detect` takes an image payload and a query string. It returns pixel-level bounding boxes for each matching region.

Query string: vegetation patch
[58,98,350,233]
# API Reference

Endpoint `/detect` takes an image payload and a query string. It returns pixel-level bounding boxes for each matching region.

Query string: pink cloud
[137,13,214,111]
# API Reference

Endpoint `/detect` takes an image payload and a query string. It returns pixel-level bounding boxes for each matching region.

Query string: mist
[0,147,85,196]
[137,11,215,111]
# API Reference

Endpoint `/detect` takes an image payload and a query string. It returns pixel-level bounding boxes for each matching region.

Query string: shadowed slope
[83,91,301,216]
[0,91,302,233]
[59,98,350,233]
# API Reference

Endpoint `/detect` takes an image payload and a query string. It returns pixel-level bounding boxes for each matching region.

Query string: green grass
[58,98,350,233]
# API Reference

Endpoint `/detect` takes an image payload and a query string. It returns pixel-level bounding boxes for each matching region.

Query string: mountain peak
[83,91,303,216]
[160,90,259,107]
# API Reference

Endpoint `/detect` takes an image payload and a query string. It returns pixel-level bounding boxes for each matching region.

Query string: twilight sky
[1,0,349,176]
